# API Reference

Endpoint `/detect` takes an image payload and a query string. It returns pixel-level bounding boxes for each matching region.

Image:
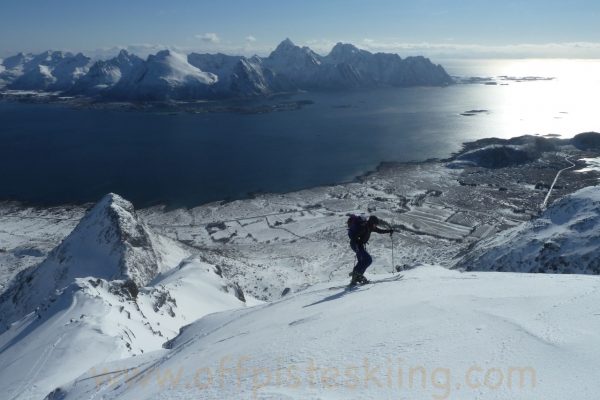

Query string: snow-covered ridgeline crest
[0,39,453,100]
[0,193,170,328]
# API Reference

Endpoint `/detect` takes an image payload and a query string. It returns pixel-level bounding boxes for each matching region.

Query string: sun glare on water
[449,59,600,138]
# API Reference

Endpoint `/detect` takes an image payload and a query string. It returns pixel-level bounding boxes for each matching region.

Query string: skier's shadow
[303,286,372,308]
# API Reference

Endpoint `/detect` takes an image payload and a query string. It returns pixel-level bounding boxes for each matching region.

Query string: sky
[1,0,600,59]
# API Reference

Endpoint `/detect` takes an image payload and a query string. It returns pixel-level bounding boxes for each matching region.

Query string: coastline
[0,90,316,115]
[1,132,598,210]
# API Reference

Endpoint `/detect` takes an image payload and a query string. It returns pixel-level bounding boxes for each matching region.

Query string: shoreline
[1,132,598,211]
[0,90,317,115]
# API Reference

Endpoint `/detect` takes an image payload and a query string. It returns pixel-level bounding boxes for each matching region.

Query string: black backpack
[347,214,368,243]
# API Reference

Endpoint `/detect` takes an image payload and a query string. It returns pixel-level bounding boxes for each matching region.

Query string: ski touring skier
[346,214,394,285]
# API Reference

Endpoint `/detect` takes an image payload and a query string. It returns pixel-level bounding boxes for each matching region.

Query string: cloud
[87,43,174,60]
[245,35,257,43]
[358,39,600,59]
[195,33,220,44]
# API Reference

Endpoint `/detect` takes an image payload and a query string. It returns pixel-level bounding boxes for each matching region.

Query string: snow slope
[456,185,600,274]
[68,50,143,94]
[4,51,91,91]
[55,265,600,400]
[0,258,247,400]
[109,50,218,100]
[0,193,248,400]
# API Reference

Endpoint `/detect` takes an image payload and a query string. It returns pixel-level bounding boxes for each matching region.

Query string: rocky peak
[0,193,187,329]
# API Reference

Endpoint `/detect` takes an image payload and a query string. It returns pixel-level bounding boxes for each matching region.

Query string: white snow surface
[457,185,600,273]
[152,50,217,86]
[55,265,600,400]
[109,49,218,100]
[0,258,247,400]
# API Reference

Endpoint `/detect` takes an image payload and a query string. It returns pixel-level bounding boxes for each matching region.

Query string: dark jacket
[348,217,392,245]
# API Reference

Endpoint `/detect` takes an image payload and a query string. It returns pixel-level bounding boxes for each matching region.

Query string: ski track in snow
[8,295,77,400]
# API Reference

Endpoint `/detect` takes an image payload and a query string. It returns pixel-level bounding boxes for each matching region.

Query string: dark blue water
[0,88,472,207]
[4,62,594,208]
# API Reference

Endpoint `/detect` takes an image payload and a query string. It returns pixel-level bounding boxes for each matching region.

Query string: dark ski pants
[351,242,372,275]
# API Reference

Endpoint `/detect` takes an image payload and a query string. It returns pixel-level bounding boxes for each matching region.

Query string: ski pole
[390,233,395,274]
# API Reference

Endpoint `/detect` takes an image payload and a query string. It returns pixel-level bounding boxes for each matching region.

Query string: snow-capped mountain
[325,42,452,86]
[231,56,295,96]
[187,52,293,96]
[456,185,600,274]
[261,39,452,90]
[0,194,248,400]
[0,52,32,85]
[108,49,218,100]
[263,38,325,87]
[0,40,453,99]
[68,50,143,94]
[2,52,32,70]
[187,52,242,84]
[225,39,451,92]
[5,51,91,91]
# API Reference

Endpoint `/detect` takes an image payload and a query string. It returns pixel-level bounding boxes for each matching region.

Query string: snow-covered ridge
[0,39,453,100]
[107,49,219,100]
[456,185,600,273]
[68,49,143,94]
[3,51,91,91]
[0,193,249,400]
[0,192,183,329]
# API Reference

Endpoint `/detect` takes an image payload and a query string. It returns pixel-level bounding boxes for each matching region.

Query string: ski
[328,274,404,290]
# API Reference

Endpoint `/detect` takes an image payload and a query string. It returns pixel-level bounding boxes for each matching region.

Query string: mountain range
[0,39,453,101]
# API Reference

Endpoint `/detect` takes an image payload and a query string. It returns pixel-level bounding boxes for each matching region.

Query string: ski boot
[349,271,361,286]
[349,272,369,286]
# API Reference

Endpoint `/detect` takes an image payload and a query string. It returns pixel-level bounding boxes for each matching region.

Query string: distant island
[0,39,453,102]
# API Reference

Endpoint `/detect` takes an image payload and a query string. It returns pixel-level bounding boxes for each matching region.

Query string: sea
[1,59,599,208]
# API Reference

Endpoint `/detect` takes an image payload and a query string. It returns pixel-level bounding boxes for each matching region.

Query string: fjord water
[1,59,599,208]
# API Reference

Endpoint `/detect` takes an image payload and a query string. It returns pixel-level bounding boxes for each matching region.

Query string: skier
[347,215,393,285]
